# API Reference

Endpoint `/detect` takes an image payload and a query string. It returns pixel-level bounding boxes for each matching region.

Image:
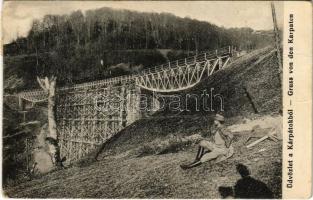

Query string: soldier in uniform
[180,114,234,169]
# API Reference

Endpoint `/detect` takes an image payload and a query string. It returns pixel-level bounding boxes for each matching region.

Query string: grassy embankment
[4,47,282,198]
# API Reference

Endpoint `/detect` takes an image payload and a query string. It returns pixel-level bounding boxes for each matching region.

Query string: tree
[5,7,275,88]
[36,76,62,166]
[34,52,67,167]
[69,10,84,46]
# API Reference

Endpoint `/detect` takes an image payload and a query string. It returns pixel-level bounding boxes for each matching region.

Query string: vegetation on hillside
[4,7,274,91]
[3,44,282,198]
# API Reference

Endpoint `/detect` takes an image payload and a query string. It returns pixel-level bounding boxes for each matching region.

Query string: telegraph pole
[271,2,283,115]
[271,2,283,76]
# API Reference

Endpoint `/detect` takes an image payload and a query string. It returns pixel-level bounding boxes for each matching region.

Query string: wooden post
[119,86,125,129]
[69,120,73,163]
[18,96,24,111]
[271,2,283,79]
[218,57,222,69]
[23,111,26,123]
[25,138,29,172]
[247,135,269,149]
[207,61,211,77]
[243,87,259,114]
[79,91,87,159]
[92,91,97,149]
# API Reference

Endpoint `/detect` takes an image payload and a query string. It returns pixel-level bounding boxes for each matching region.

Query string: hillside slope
[4,47,282,198]
[175,46,281,116]
[94,46,281,156]
[4,136,281,198]
[4,6,274,92]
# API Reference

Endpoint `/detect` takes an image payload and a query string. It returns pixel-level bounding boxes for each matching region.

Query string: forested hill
[4,7,274,92]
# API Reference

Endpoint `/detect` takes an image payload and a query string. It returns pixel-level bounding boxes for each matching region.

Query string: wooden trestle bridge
[8,46,234,162]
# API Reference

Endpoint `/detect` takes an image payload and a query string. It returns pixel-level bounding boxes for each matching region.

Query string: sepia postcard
[1,1,312,199]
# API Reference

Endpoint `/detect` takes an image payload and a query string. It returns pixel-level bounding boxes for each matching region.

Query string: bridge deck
[15,46,234,101]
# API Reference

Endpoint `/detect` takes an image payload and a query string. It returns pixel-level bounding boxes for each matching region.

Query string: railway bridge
[8,46,234,162]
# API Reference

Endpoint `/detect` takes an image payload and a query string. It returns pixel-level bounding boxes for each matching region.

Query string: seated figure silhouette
[233,164,274,199]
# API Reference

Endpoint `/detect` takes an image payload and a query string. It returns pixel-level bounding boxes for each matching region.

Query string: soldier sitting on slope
[180,114,234,169]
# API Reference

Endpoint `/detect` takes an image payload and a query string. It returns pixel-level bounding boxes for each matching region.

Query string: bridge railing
[142,46,232,74]
[17,46,234,98]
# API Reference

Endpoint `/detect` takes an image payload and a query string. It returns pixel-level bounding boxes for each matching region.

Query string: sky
[2,1,283,44]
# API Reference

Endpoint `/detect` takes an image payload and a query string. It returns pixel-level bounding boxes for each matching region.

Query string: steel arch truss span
[18,90,48,103]
[135,56,231,93]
